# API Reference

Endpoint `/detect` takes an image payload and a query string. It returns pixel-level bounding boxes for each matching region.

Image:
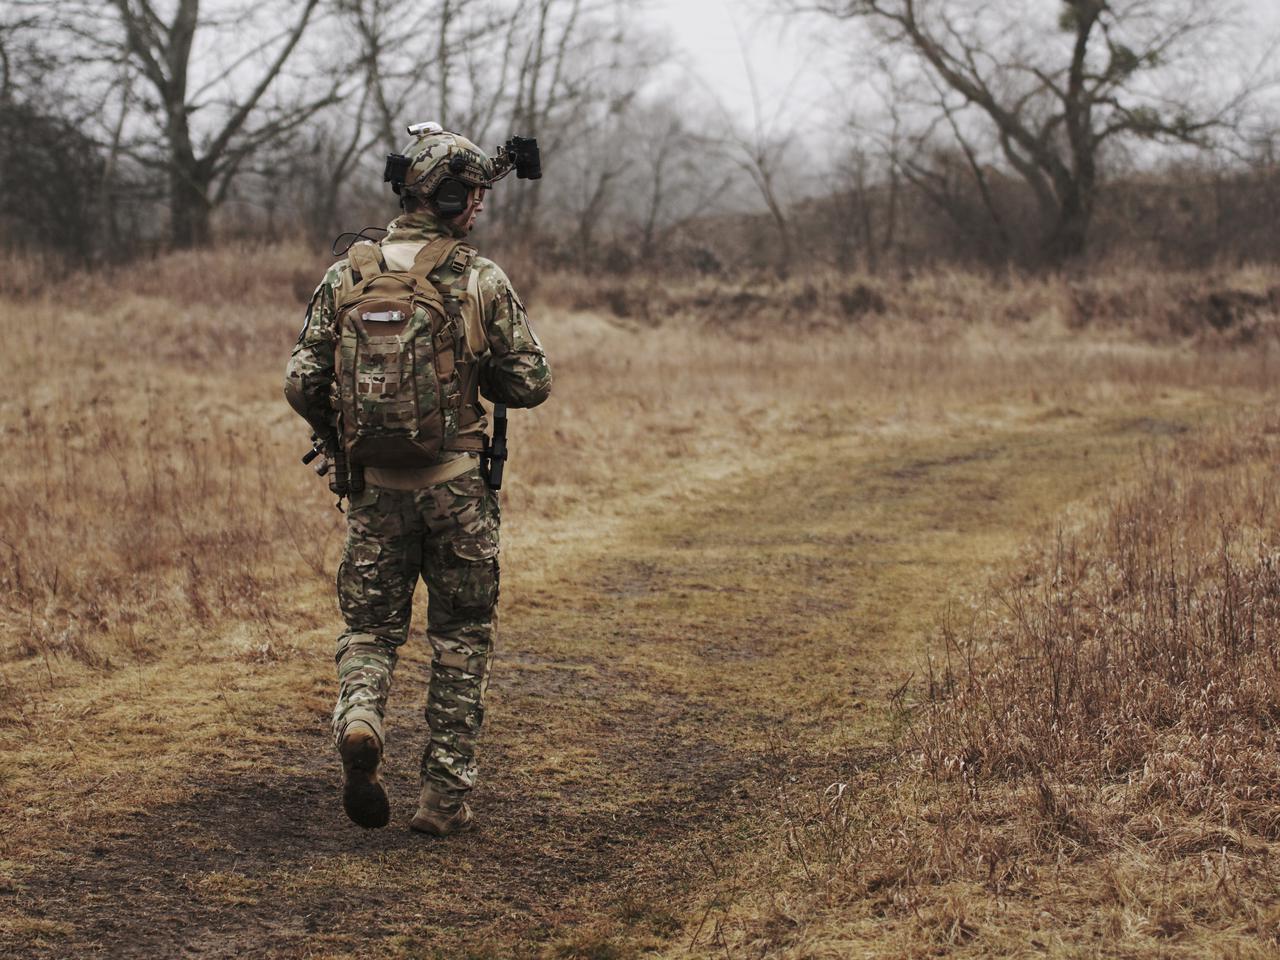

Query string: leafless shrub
[767,411,1280,955]
[920,418,1280,816]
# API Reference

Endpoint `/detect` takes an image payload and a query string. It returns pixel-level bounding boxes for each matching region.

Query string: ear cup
[432,178,470,218]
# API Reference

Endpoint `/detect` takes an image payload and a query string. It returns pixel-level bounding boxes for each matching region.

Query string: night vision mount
[490,136,542,182]
[382,122,542,195]
[383,152,413,194]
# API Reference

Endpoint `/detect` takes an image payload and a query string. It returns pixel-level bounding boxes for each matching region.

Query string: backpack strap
[407,239,485,453]
[408,236,463,280]
[347,241,388,285]
[439,244,476,332]
[443,245,485,451]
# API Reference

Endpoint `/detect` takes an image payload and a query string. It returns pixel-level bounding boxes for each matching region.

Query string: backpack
[333,236,485,468]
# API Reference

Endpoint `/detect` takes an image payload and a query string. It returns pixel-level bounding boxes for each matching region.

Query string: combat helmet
[384,122,542,218]
[384,122,495,218]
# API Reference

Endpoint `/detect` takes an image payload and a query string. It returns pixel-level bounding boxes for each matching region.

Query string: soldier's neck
[384,211,457,243]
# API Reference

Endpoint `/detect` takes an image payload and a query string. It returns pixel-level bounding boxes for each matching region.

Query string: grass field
[0,247,1277,957]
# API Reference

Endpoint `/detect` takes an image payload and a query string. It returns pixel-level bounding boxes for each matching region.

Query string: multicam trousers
[331,465,499,805]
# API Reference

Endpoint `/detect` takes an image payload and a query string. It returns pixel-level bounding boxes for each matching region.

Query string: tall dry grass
[921,420,1280,821]
[762,412,1280,957]
[0,245,1276,677]
[0,246,339,672]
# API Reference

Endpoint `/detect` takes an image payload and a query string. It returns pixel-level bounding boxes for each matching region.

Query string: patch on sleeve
[296,286,324,343]
[508,290,541,349]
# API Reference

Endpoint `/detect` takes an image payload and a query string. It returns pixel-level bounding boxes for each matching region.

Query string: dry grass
[549,261,1280,347]
[1,242,1278,957]
[5,249,1270,681]
[746,412,1280,958]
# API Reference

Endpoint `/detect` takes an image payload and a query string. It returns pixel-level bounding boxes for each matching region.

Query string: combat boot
[339,720,390,829]
[410,785,473,837]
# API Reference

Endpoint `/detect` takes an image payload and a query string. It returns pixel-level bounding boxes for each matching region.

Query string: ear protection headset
[431,177,472,218]
[431,154,475,218]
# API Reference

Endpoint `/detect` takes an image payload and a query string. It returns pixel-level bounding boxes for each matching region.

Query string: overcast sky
[649,0,833,125]
[649,0,1280,132]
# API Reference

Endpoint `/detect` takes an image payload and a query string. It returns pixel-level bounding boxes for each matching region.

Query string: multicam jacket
[285,211,553,472]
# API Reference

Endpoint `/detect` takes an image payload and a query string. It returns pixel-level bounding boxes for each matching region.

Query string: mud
[9,648,782,958]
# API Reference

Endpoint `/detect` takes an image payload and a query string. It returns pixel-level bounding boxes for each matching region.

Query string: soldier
[285,124,552,835]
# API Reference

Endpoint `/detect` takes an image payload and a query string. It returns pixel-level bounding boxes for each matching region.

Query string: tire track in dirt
[5,407,1200,959]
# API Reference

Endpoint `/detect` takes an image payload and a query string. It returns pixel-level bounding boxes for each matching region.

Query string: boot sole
[340,734,390,829]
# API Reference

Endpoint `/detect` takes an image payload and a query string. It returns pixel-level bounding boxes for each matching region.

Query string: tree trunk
[1043,189,1091,266]
[879,167,899,271]
[169,160,212,248]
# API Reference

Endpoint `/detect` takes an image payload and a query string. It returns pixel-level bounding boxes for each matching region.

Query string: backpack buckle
[449,248,473,274]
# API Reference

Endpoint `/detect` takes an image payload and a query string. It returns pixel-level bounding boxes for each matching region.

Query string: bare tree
[828,142,900,271]
[705,18,816,271]
[336,0,518,152]
[721,121,795,266]
[871,79,1016,262]
[339,0,409,152]
[550,9,678,264]
[269,0,668,251]
[795,0,1266,263]
[41,0,337,247]
[0,13,122,260]
[498,0,587,231]
[434,0,667,243]
[625,107,730,262]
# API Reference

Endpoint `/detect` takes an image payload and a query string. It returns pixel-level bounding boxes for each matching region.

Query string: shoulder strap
[462,260,486,356]
[439,244,476,314]
[408,236,463,281]
[445,245,484,446]
[347,241,387,285]
[404,237,476,327]
[433,242,475,308]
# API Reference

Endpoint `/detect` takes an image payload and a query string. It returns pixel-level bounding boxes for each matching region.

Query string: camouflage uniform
[285,210,551,810]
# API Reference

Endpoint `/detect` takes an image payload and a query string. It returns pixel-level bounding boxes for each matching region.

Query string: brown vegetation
[0,245,1278,956]
[554,260,1280,345]
[736,412,1280,957]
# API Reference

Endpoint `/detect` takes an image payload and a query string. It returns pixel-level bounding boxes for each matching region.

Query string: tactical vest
[334,236,484,468]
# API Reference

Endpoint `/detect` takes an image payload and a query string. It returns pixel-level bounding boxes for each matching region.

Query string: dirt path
[4,402,1208,959]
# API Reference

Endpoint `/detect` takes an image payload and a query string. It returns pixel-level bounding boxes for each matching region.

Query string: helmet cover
[396,129,494,201]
